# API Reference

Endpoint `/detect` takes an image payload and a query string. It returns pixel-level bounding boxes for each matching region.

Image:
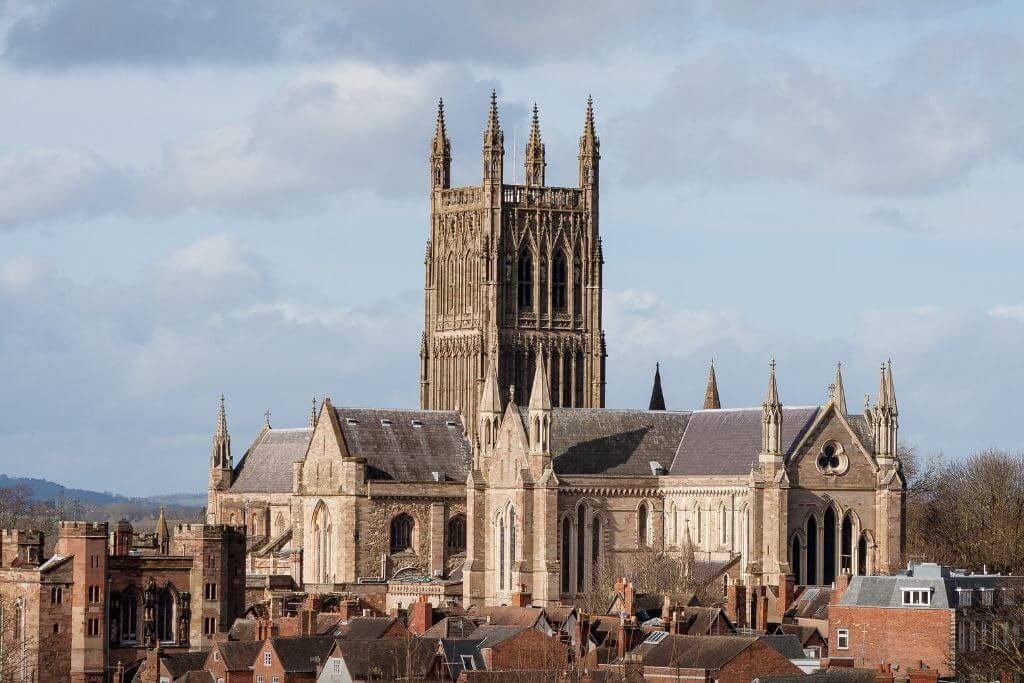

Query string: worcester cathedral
[205,93,906,627]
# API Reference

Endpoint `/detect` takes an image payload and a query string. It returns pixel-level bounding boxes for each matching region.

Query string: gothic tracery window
[121,591,138,643]
[447,515,466,553]
[638,502,650,547]
[390,513,414,553]
[553,251,567,312]
[517,250,533,311]
[155,589,174,643]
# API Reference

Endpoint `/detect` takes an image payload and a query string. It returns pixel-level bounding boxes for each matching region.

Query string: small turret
[528,352,552,454]
[208,395,233,512]
[309,396,318,428]
[760,358,783,463]
[703,360,721,410]
[430,98,451,189]
[829,362,847,415]
[578,95,599,188]
[482,90,504,184]
[156,507,170,555]
[871,361,899,466]
[524,103,546,187]
[648,363,666,411]
[478,358,503,455]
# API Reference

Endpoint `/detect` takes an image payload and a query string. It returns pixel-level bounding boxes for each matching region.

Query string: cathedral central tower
[420,93,606,437]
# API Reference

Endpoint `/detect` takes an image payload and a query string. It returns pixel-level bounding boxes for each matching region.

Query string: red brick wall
[719,639,803,683]
[489,629,567,672]
[829,606,953,676]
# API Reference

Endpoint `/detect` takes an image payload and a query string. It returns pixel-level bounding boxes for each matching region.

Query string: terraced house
[205,94,907,628]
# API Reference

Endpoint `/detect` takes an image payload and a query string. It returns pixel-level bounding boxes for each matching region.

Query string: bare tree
[952,590,1024,680]
[907,449,1024,574]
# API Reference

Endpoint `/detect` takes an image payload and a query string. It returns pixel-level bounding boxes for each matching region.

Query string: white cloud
[0,146,126,229]
[989,304,1024,322]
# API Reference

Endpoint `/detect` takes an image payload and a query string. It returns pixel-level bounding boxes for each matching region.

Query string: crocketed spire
[648,363,666,411]
[484,89,502,146]
[528,353,552,412]
[430,98,451,189]
[703,361,721,410]
[578,95,599,186]
[830,362,847,415]
[524,102,546,186]
[211,394,231,470]
[156,507,170,555]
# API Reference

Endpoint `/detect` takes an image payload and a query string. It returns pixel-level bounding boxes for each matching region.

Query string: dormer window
[411,419,423,428]
[380,419,392,427]
[902,587,932,606]
[957,588,973,607]
[345,418,358,426]
[445,420,458,428]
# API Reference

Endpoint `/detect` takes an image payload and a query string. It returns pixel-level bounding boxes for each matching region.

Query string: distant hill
[0,475,205,507]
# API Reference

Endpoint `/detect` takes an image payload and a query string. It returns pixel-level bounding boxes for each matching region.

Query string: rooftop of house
[838,563,1024,609]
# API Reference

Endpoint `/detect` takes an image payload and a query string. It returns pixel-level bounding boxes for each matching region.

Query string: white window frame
[837,628,849,650]
[461,654,476,670]
[901,587,931,606]
[263,651,272,666]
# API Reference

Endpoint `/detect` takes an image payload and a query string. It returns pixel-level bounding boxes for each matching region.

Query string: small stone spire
[528,352,552,454]
[479,358,503,416]
[872,360,899,465]
[264,410,271,428]
[156,507,170,555]
[430,97,451,189]
[579,95,600,187]
[885,359,898,415]
[528,353,552,412]
[482,89,504,182]
[211,395,231,470]
[648,363,666,411]
[761,358,783,457]
[524,102,546,186]
[830,362,847,414]
[310,397,317,428]
[703,360,721,410]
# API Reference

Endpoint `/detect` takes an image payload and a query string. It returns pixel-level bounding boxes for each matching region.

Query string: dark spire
[524,102,546,186]
[484,89,502,146]
[703,360,721,410]
[432,98,448,154]
[648,362,666,411]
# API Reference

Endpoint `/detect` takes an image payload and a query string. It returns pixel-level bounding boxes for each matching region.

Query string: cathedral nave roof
[230,427,312,493]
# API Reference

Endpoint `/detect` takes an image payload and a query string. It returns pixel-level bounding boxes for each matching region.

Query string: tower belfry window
[517,251,533,310]
[553,252,567,311]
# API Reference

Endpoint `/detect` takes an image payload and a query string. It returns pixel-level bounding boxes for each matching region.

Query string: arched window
[498,514,506,591]
[560,517,571,594]
[155,589,174,643]
[251,513,259,538]
[719,504,728,545]
[806,516,819,585]
[823,507,837,586]
[447,515,466,553]
[857,533,868,576]
[312,502,332,584]
[517,250,533,310]
[841,513,854,575]
[576,505,586,593]
[638,503,649,547]
[591,517,601,586]
[693,504,702,545]
[552,252,567,312]
[791,536,803,586]
[275,512,285,534]
[390,514,414,554]
[572,258,582,314]
[508,507,517,590]
[121,591,138,643]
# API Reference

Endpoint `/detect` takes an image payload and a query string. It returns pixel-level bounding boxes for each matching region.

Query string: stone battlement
[1,529,43,541]
[58,521,108,536]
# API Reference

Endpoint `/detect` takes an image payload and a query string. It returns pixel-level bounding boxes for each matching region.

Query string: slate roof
[759,669,878,683]
[231,428,312,493]
[173,672,214,683]
[160,651,210,679]
[327,638,436,679]
[631,634,758,668]
[334,407,471,482]
[759,634,807,660]
[423,616,483,639]
[339,616,402,640]
[270,635,336,672]
[439,638,485,679]
[838,571,1024,609]
[468,624,528,648]
[228,618,257,641]
[215,640,263,670]
[787,586,831,620]
[468,606,547,629]
[537,408,691,476]
[670,408,819,476]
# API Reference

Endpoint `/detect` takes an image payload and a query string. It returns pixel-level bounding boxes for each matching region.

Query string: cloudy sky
[0,1,1022,495]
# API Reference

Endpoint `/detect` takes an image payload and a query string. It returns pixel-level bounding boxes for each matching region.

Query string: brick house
[252,635,335,682]
[0,519,245,682]
[603,633,803,682]
[828,563,1024,677]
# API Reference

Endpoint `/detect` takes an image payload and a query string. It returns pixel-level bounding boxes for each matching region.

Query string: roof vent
[649,461,667,476]
[345,418,359,426]
[432,471,444,482]
[445,420,458,428]
[380,419,392,427]
[411,419,423,428]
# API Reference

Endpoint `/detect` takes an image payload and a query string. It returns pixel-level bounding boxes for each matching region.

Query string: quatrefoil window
[816,441,848,475]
